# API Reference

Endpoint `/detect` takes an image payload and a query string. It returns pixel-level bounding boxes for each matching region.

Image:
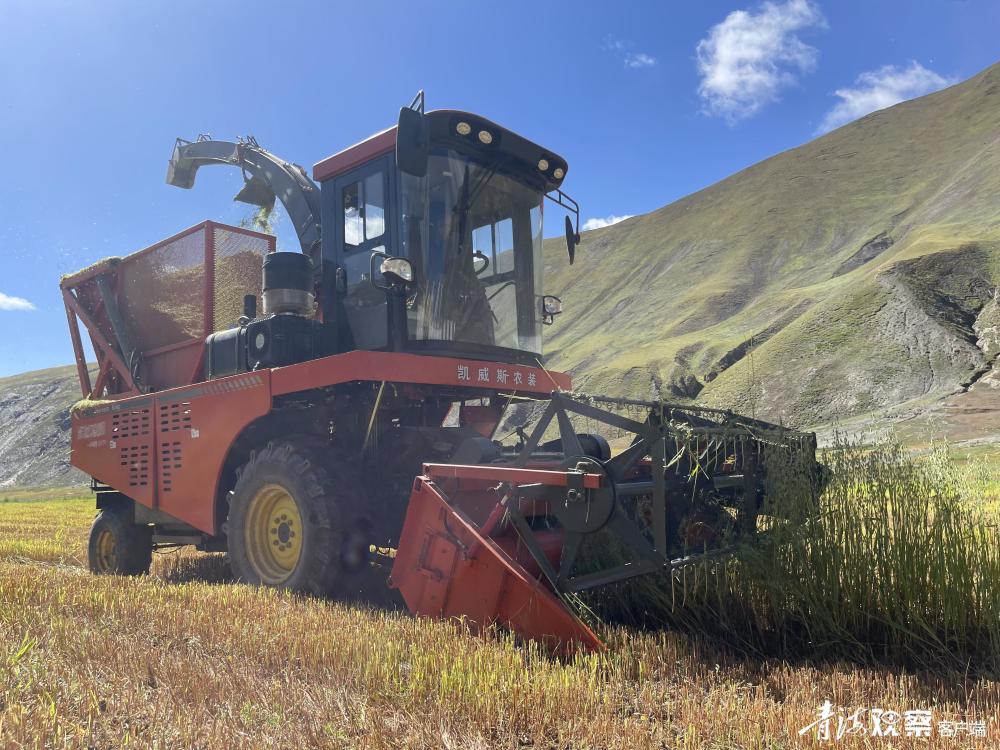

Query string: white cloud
[583,215,634,231]
[605,37,657,69]
[0,292,34,311]
[815,61,953,134]
[696,0,825,123]
[625,52,656,69]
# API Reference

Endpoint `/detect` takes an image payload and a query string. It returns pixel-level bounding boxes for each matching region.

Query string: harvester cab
[61,93,824,654]
[165,93,580,371]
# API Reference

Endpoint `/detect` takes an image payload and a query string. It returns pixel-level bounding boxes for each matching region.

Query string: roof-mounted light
[456,121,472,136]
[537,158,549,171]
[553,167,565,179]
[478,130,493,145]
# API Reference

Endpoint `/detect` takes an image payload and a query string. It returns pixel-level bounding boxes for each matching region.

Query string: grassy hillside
[0,364,88,488]
[544,60,1000,429]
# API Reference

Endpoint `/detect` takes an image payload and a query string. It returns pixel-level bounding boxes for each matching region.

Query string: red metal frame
[64,296,92,396]
[62,287,138,397]
[90,358,112,400]
[204,223,215,336]
[422,463,603,489]
[61,221,276,400]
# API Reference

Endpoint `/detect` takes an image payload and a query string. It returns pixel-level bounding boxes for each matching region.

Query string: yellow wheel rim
[94,528,117,572]
[245,483,303,585]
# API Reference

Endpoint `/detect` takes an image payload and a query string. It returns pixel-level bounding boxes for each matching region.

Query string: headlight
[478,130,494,145]
[538,158,549,171]
[553,167,565,179]
[379,257,414,283]
[456,121,472,136]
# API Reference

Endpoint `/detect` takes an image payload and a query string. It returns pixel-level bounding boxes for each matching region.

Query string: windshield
[400,147,544,355]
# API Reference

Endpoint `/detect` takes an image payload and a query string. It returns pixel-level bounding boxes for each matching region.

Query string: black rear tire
[87,505,153,576]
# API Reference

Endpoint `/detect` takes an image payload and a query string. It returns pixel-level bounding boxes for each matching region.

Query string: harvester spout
[166,136,322,257]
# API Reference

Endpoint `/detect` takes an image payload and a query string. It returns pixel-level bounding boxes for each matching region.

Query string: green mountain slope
[543,60,1000,428]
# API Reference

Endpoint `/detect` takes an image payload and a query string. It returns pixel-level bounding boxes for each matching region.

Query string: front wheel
[87,505,153,575]
[227,440,370,596]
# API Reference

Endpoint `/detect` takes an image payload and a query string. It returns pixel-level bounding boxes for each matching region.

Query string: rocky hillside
[544,60,1000,430]
[0,365,88,488]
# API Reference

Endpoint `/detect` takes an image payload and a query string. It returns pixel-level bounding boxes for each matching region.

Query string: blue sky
[1,0,998,377]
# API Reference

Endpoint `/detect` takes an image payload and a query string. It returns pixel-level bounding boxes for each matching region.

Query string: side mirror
[371,251,414,292]
[397,107,429,178]
[564,215,580,265]
[541,295,563,325]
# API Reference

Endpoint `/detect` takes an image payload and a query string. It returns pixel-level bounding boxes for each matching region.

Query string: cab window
[471,217,514,278]
[343,172,386,247]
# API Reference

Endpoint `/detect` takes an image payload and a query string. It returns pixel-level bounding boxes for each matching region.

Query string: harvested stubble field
[0,479,999,749]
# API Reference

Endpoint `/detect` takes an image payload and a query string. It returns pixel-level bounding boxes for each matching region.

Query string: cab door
[332,157,394,350]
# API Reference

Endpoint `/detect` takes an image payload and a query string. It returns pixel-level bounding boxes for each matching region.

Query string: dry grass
[0,494,997,747]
